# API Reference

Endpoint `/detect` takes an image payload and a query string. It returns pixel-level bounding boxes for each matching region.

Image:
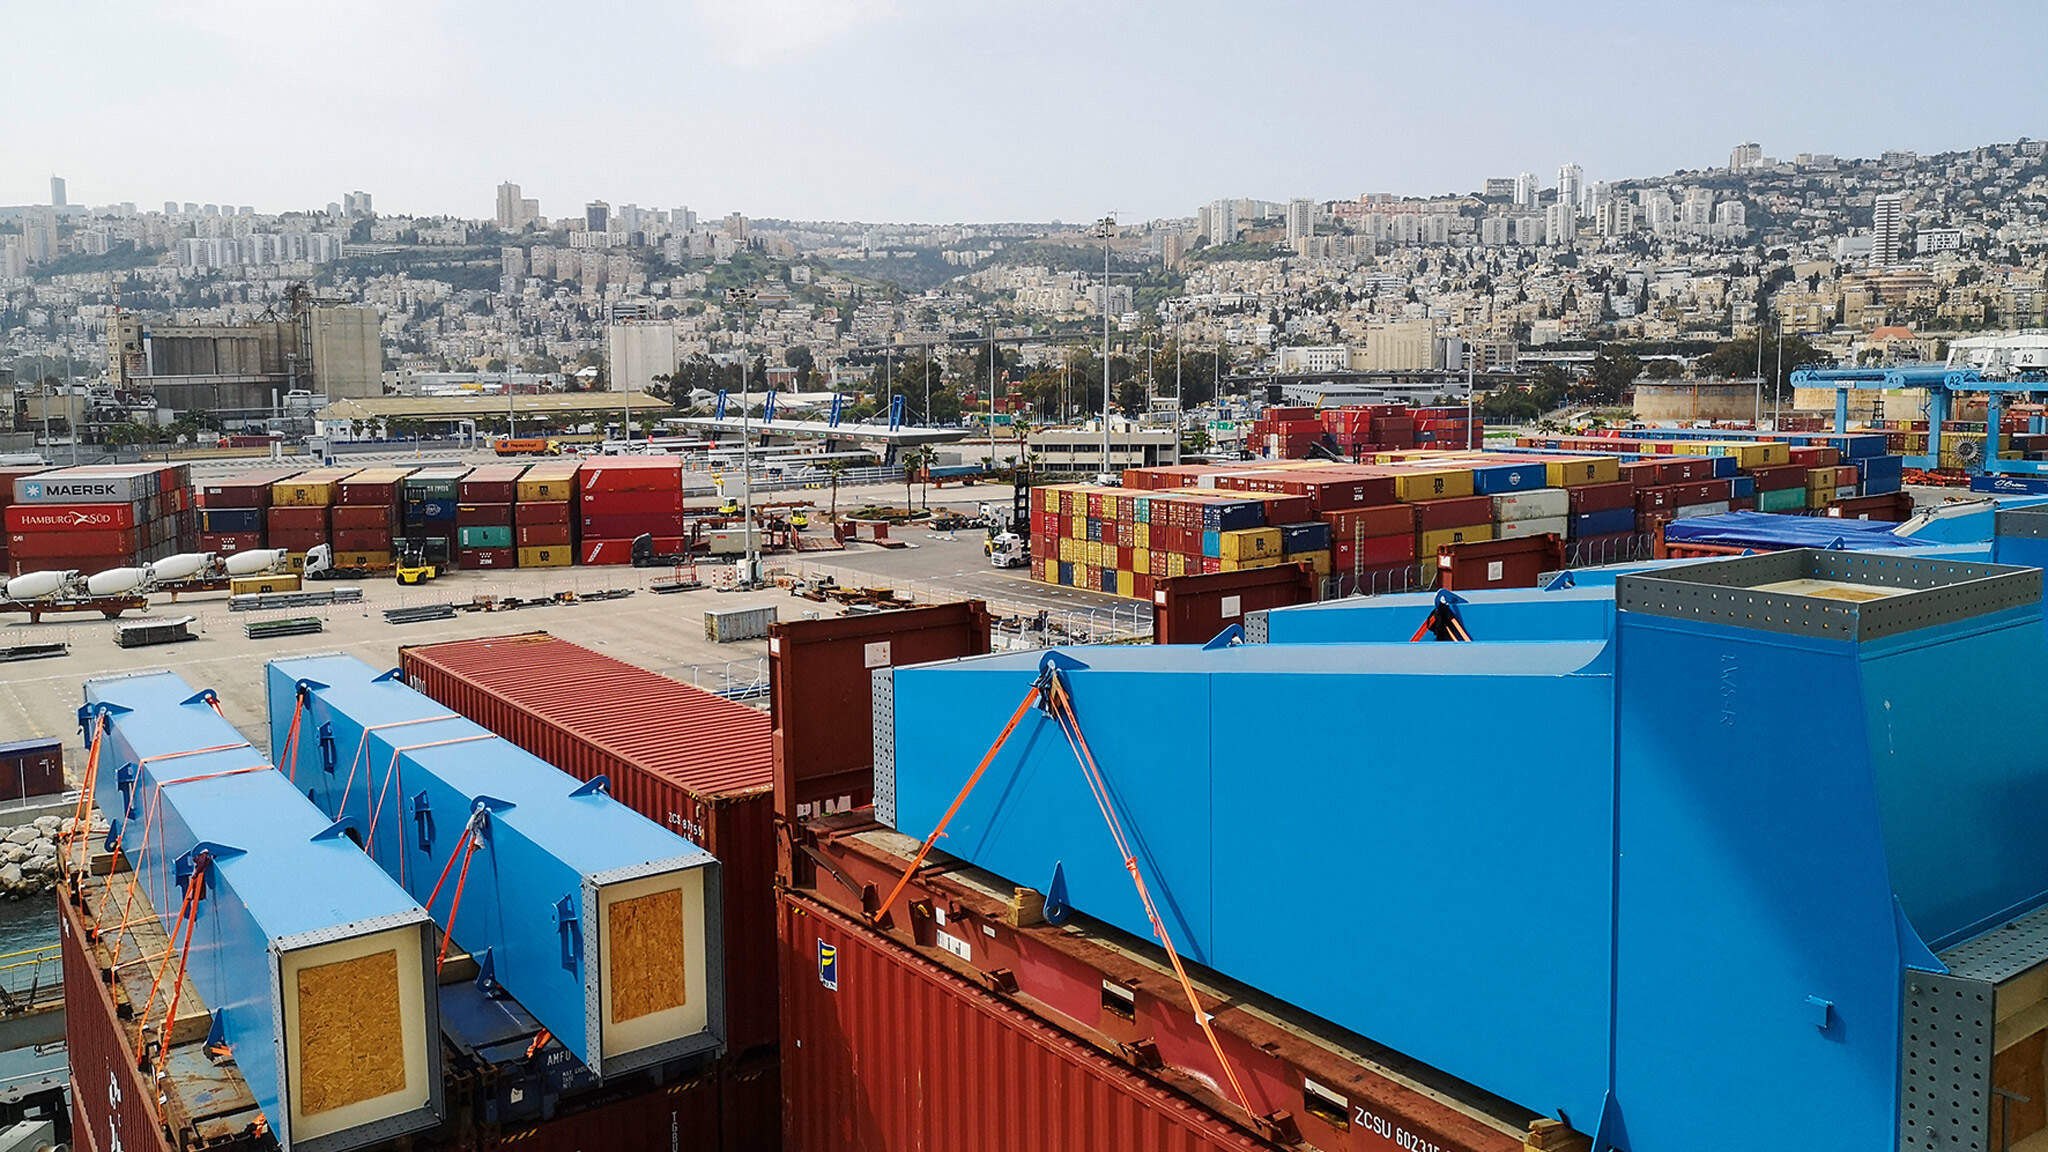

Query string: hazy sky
[7,0,2046,223]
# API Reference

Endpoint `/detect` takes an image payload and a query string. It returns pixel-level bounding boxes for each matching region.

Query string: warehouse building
[105,304,384,420]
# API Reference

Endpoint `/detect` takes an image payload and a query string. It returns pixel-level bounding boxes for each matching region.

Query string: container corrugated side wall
[484,1069,722,1151]
[779,893,1274,1152]
[401,654,779,1060]
[60,892,175,1152]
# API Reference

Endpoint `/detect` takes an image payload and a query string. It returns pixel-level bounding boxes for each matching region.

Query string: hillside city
[5,137,2047,447]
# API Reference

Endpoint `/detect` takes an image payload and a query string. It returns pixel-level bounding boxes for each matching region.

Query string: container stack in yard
[67,664,746,1152]
[579,456,685,565]
[333,466,413,569]
[5,464,195,577]
[396,631,781,1148]
[197,467,301,556]
[514,460,580,567]
[267,466,355,557]
[457,464,525,570]
[403,465,470,568]
[860,548,2048,1152]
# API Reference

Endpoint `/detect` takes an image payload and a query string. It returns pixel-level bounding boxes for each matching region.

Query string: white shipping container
[705,604,778,643]
[1834,485,1859,500]
[1491,489,1569,521]
[1494,516,1570,541]
[13,467,161,504]
[1673,501,1732,519]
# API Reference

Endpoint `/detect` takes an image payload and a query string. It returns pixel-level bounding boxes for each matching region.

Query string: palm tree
[824,457,849,520]
[914,445,938,509]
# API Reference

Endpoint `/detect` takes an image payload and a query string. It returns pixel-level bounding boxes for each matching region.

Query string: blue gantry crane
[1790,362,2048,490]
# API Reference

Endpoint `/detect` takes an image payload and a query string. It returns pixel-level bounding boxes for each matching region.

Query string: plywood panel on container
[398,632,777,1058]
[780,894,1273,1152]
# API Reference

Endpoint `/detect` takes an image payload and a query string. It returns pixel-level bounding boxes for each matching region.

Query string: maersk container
[81,670,444,1152]
[706,605,777,643]
[398,631,778,1059]
[268,654,725,1079]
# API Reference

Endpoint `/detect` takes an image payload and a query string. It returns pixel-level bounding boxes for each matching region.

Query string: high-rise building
[1162,231,1186,270]
[1483,177,1517,199]
[496,182,527,230]
[1556,164,1584,215]
[49,176,66,208]
[1872,193,1903,268]
[343,191,373,216]
[1285,198,1316,248]
[1728,142,1763,172]
[1713,201,1747,229]
[21,209,57,264]
[586,200,610,233]
[1207,198,1237,245]
[1598,199,1636,238]
[1545,201,1576,246]
[675,206,697,234]
[1514,172,1540,208]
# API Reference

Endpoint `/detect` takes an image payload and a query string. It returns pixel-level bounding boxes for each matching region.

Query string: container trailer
[80,670,444,1152]
[267,653,724,1079]
[875,549,2048,1152]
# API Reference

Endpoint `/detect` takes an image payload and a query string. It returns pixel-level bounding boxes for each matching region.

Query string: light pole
[1092,215,1116,483]
[1774,316,1786,429]
[726,287,760,584]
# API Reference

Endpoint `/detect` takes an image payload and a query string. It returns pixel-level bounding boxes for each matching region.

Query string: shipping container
[338,466,416,505]
[459,464,528,504]
[12,467,162,504]
[398,632,778,1059]
[580,456,684,494]
[517,461,583,502]
[517,500,572,526]
[517,544,574,567]
[1153,565,1319,645]
[0,738,61,801]
[270,467,357,507]
[706,605,779,643]
[767,603,993,819]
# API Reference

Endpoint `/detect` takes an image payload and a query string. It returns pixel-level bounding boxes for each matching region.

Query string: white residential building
[1873,193,1904,268]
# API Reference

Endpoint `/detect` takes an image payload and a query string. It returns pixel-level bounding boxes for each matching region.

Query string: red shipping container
[399,633,777,1058]
[198,531,264,553]
[1789,445,1840,467]
[1653,458,1716,484]
[1334,533,1416,570]
[782,893,1279,1152]
[331,503,394,530]
[1836,464,1860,487]
[578,456,684,494]
[332,528,392,551]
[457,546,517,569]
[5,502,142,531]
[1412,495,1492,531]
[516,500,573,526]
[267,505,329,533]
[457,502,515,526]
[7,527,147,557]
[337,479,400,505]
[197,468,298,508]
[516,523,573,547]
[581,536,681,564]
[583,513,683,539]
[1747,464,1808,491]
[1617,460,1661,488]
[459,464,527,503]
[268,529,327,553]
[579,489,685,517]
[1566,481,1636,514]
[1323,504,1414,539]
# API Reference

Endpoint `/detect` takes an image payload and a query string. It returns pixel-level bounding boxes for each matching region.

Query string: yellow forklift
[395,544,439,586]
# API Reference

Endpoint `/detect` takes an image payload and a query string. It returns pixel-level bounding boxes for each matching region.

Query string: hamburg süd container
[269,653,725,1078]
[397,631,778,1059]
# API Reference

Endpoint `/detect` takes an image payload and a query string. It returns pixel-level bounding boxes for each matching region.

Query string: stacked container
[332,466,412,569]
[456,464,525,570]
[0,466,47,576]
[5,464,194,577]
[400,465,468,568]
[515,460,580,568]
[266,466,355,558]
[578,456,683,565]
[196,467,300,556]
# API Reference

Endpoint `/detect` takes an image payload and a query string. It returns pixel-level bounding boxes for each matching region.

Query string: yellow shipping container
[1417,524,1495,557]
[1058,538,1078,562]
[1116,570,1135,598]
[1070,515,1087,538]
[1296,549,1332,577]
[230,573,301,597]
[1134,549,1151,575]
[1135,523,1150,550]
[1806,467,1838,490]
[516,462,582,503]
[271,467,355,507]
[1544,457,1621,487]
[329,552,390,570]
[517,545,574,568]
[1807,489,1833,510]
[1391,469,1475,502]
[1218,527,1282,560]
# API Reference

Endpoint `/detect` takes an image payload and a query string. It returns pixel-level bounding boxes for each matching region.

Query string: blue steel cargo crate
[267,654,723,1080]
[82,671,443,1152]
[878,548,2048,1152]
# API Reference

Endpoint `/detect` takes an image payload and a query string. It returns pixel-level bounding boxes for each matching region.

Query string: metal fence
[1318,532,1660,602]
[657,657,770,705]
[776,560,1154,648]
[0,945,59,1011]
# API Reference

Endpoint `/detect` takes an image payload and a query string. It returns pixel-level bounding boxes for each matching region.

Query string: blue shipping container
[1469,462,1549,494]
[1279,522,1331,553]
[198,507,262,534]
[1573,508,1636,538]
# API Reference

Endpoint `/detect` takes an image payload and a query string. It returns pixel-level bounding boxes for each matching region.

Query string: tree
[1645,358,1684,380]
[824,457,849,520]
[1586,349,1643,404]
[783,345,816,388]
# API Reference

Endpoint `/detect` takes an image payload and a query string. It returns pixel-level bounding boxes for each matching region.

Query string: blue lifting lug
[204,1010,228,1057]
[372,667,405,684]
[312,817,361,844]
[568,776,611,799]
[474,947,504,997]
[1202,624,1246,650]
[412,791,434,852]
[116,763,139,819]
[554,896,582,973]
[1043,861,1072,926]
[1542,570,1576,591]
[1804,995,1835,1030]
[178,689,219,710]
